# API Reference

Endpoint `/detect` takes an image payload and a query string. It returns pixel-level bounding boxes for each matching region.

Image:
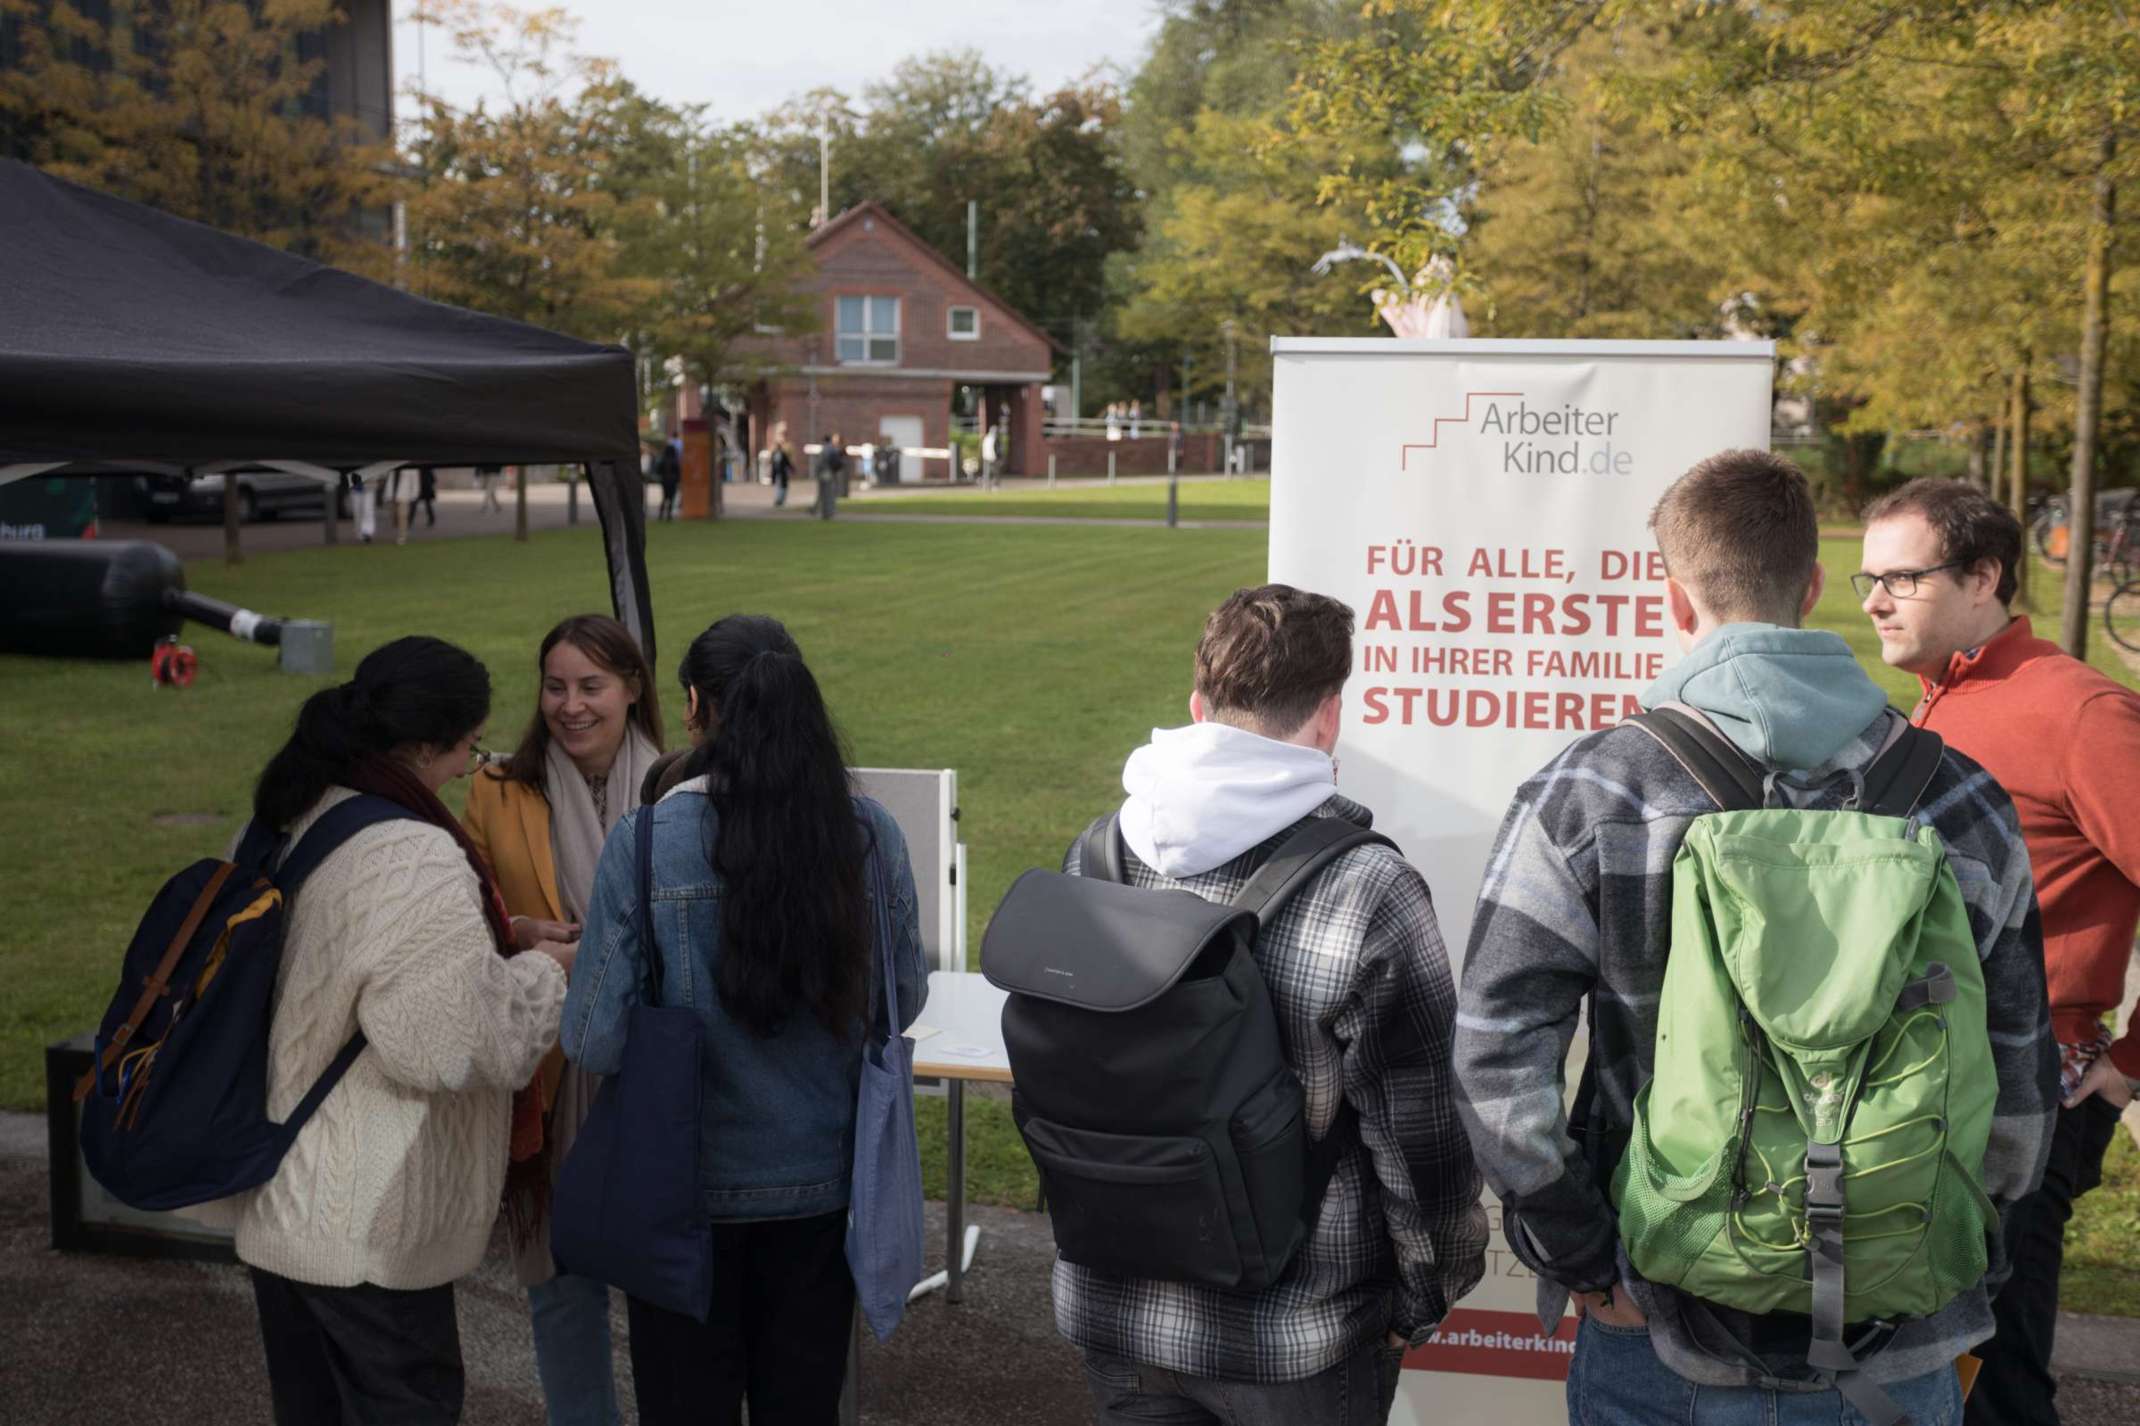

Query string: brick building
[743,201,1058,479]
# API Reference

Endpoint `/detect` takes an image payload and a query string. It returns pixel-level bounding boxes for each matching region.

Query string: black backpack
[981,813,1395,1293]
[74,795,415,1210]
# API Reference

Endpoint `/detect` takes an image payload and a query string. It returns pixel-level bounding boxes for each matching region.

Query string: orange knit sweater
[1913,617,2140,1075]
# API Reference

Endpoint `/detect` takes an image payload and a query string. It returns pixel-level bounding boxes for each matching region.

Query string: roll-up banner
[1268,337,1775,1424]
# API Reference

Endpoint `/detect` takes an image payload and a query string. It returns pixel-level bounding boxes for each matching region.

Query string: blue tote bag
[846,841,926,1341]
[551,807,715,1321]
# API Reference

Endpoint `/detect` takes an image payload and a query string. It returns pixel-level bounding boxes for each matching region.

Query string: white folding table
[906,970,1012,1303]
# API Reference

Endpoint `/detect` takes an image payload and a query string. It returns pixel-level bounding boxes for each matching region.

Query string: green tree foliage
[1286,0,1591,275]
[0,0,392,269]
[611,100,817,391]
[1109,0,1376,420]
[1466,23,1727,341]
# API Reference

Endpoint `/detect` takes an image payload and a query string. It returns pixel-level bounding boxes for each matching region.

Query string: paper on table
[905,1024,942,1042]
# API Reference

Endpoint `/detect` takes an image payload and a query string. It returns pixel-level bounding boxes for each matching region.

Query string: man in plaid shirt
[1056,583,1488,1425]
[1457,452,2056,1424]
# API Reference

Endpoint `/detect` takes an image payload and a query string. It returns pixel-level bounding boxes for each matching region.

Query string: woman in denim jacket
[562,614,927,1424]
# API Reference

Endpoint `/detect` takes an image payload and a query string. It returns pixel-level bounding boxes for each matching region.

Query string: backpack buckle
[1804,1142,1846,1223]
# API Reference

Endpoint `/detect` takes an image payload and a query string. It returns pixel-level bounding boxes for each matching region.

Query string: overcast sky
[392,2,1168,123]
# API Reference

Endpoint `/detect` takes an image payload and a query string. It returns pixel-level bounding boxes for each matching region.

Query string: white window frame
[947,305,980,342]
[836,295,901,365]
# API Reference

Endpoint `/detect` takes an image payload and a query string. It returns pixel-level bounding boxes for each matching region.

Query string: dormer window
[837,295,900,364]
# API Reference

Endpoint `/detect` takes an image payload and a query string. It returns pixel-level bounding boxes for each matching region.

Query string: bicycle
[2033,495,2069,566]
[2105,577,2140,654]
[2033,493,2139,583]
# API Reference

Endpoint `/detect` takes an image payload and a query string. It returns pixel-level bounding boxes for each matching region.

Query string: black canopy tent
[0,159,655,662]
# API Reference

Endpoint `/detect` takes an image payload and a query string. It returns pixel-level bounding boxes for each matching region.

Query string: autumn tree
[0,0,393,270]
[401,2,651,338]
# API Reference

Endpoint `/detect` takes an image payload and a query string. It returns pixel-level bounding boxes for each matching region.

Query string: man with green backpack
[1455,450,2058,1425]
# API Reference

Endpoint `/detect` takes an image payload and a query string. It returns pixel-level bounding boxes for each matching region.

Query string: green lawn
[2066,1130,2140,1318]
[856,476,1271,522]
[0,517,1266,1110]
[5,515,2135,1307]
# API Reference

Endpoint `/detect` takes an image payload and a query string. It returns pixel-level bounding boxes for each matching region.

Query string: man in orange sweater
[1860,477,2140,1426]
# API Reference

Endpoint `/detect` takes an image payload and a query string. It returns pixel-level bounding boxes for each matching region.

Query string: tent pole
[218,467,242,566]
[585,458,655,665]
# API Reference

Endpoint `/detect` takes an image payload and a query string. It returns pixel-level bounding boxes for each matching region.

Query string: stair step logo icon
[1401,392,1521,471]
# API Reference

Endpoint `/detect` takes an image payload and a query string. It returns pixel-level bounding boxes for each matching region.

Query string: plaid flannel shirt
[1049,794,1488,1384]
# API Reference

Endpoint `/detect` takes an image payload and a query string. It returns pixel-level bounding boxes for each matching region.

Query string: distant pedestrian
[352,473,377,544]
[1129,401,1142,440]
[478,465,503,515]
[980,426,999,488]
[770,438,795,509]
[816,433,845,521]
[417,468,438,528]
[1105,403,1122,442]
[656,438,682,523]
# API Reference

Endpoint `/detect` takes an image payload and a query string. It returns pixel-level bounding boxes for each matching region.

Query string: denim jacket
[561,781,928,1221]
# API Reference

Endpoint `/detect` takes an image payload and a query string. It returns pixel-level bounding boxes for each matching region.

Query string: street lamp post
[1221,319,1239,476]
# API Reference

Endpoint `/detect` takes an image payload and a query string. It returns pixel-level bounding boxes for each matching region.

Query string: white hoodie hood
[1118,721,1338,879]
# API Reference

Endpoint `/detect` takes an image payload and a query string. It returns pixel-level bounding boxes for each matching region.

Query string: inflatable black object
[0,540,183,659]
[0,540,305,660]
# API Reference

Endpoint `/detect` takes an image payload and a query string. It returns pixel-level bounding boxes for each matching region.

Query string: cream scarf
[543,726,662,921]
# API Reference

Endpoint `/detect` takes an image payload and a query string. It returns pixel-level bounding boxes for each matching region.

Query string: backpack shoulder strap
[1231,818,1399,929]
[1629,707,1764,812]
[274,795,420,892]
[1862,725,1944,819]
[268,795,419,1143]
[1076,813,1128,884]
[636,804,666,1007]
[232,817,281,872]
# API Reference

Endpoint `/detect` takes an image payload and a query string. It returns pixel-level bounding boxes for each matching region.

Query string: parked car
[141,471,350,524]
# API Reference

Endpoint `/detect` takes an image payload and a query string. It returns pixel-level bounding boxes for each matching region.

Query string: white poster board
[1268,337,1774,1422]
[851,767,965,973]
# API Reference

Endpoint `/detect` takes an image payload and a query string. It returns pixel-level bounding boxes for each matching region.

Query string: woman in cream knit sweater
[221,636,574,1425]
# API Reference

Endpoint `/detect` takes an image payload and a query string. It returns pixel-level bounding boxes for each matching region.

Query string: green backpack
[1613,709,1999,1409]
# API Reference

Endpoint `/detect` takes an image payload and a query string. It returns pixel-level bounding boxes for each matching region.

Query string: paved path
[101,473,1265,560]
[1,1111,1086,1425]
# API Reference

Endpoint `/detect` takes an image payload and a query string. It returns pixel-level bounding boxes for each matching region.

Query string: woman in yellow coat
[465,613,665,1426]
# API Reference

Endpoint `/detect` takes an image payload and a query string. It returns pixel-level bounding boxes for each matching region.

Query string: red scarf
[343,756,552,1245]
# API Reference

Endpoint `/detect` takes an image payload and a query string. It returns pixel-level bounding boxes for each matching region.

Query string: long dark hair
[681,615,869,1037]
[254,636,492,829]
[499,614,665,792]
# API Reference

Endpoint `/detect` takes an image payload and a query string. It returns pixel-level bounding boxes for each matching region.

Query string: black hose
[161,588,284,646]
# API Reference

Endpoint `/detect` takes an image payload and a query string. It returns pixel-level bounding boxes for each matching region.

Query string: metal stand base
[906,1224,981,1302]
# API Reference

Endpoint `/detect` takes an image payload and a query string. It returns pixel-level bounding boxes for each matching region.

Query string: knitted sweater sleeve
[342,825,565,1094]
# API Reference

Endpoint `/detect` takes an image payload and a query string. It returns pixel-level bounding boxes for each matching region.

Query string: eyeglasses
[1850,561,1966,601]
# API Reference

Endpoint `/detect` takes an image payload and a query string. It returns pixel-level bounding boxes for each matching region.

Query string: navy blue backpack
[74,795,415,1210]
